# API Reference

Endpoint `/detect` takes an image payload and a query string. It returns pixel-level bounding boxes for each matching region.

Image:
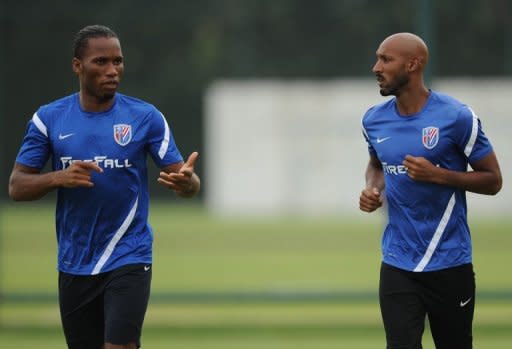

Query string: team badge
[113,124,132,146]
[422,126,439,149]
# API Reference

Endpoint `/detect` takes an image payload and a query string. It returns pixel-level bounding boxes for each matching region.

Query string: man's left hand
[403,155,438,182]
[158,152,199,196]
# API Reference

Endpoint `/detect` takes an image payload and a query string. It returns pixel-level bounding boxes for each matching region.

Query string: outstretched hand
[58,161,103,188]
[158,152,200,196]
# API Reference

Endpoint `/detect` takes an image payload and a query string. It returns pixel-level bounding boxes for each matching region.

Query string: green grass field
[1,202,511,348]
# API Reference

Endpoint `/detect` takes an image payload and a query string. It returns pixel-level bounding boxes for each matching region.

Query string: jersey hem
[58,258,153,275]
[382,258,472,273]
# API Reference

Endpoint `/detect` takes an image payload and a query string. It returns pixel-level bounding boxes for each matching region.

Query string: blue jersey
[16,93,183,275]
[361,91,493,272]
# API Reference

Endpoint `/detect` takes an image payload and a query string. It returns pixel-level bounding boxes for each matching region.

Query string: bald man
[359,33,502,348]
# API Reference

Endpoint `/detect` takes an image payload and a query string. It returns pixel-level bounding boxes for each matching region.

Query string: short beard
[85,85,115,102]
[101,92,115,101]
[380,71,409,97]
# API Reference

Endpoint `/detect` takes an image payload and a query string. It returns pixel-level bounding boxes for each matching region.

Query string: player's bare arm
[403,151,502,195]
[157,151,200,198]
[8,161,103,201]
[360,153,385,212]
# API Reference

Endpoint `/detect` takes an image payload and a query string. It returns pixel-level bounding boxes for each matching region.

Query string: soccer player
[359,33,502,349]
[8,25,200,349]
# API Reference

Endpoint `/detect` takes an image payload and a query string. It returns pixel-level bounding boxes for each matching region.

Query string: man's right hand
[359,187,383,212]
[58,161,103,188]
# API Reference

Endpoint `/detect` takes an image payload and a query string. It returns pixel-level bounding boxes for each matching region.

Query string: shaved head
[372,32,430,97]
[379,32,429,70]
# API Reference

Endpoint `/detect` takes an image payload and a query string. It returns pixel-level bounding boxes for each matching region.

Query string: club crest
[113,124,132,146]
[422,126,439,149]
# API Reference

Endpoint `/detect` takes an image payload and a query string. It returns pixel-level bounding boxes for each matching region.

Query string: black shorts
[379,262,475,349]
[59,263,152,349]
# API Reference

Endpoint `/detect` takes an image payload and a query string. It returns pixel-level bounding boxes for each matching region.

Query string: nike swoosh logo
[460,297,472,307]
[144,265,151,272]
[59,133,75,140]
[376,137,391,143]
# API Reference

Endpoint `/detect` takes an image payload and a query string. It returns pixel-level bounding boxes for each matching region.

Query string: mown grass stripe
[2,289,512,304]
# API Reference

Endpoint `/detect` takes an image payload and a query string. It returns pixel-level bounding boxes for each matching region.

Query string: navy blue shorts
[379,262,475,349]
[59,263,152,349]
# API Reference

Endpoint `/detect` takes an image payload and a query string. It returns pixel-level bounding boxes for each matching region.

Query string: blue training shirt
[361,91,493,272]
[16,93,183,275]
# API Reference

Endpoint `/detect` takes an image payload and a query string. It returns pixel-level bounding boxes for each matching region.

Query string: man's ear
[407,57,421,73]
[72,57,82,75]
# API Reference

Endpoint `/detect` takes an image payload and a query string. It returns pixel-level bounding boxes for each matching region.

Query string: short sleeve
[361,112,376,156]
[145,109,183,167]
[454,106,493,163]
[15,111,51,169]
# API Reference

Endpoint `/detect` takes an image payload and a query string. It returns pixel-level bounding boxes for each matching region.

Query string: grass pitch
[1,202,511,348]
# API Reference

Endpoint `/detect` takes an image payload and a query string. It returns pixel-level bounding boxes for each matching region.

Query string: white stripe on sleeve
[91,197,138,275]
[361,118,370,141]
[157,112,170,159]
[414,193,456,272]
[31,113,48,137]
[463,107,478,157]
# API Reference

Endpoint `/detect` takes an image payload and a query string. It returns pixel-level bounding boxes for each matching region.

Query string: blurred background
[1,0,511,348]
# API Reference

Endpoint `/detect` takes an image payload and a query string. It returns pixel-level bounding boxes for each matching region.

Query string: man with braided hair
[9,24,200,349]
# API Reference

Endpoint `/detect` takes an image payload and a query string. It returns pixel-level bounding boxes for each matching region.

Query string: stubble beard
[85,84,116,102]
[379,71,409,97]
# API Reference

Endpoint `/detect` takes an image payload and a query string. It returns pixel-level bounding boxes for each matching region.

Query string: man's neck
[395,85,430,116]
[79,91,115,113]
